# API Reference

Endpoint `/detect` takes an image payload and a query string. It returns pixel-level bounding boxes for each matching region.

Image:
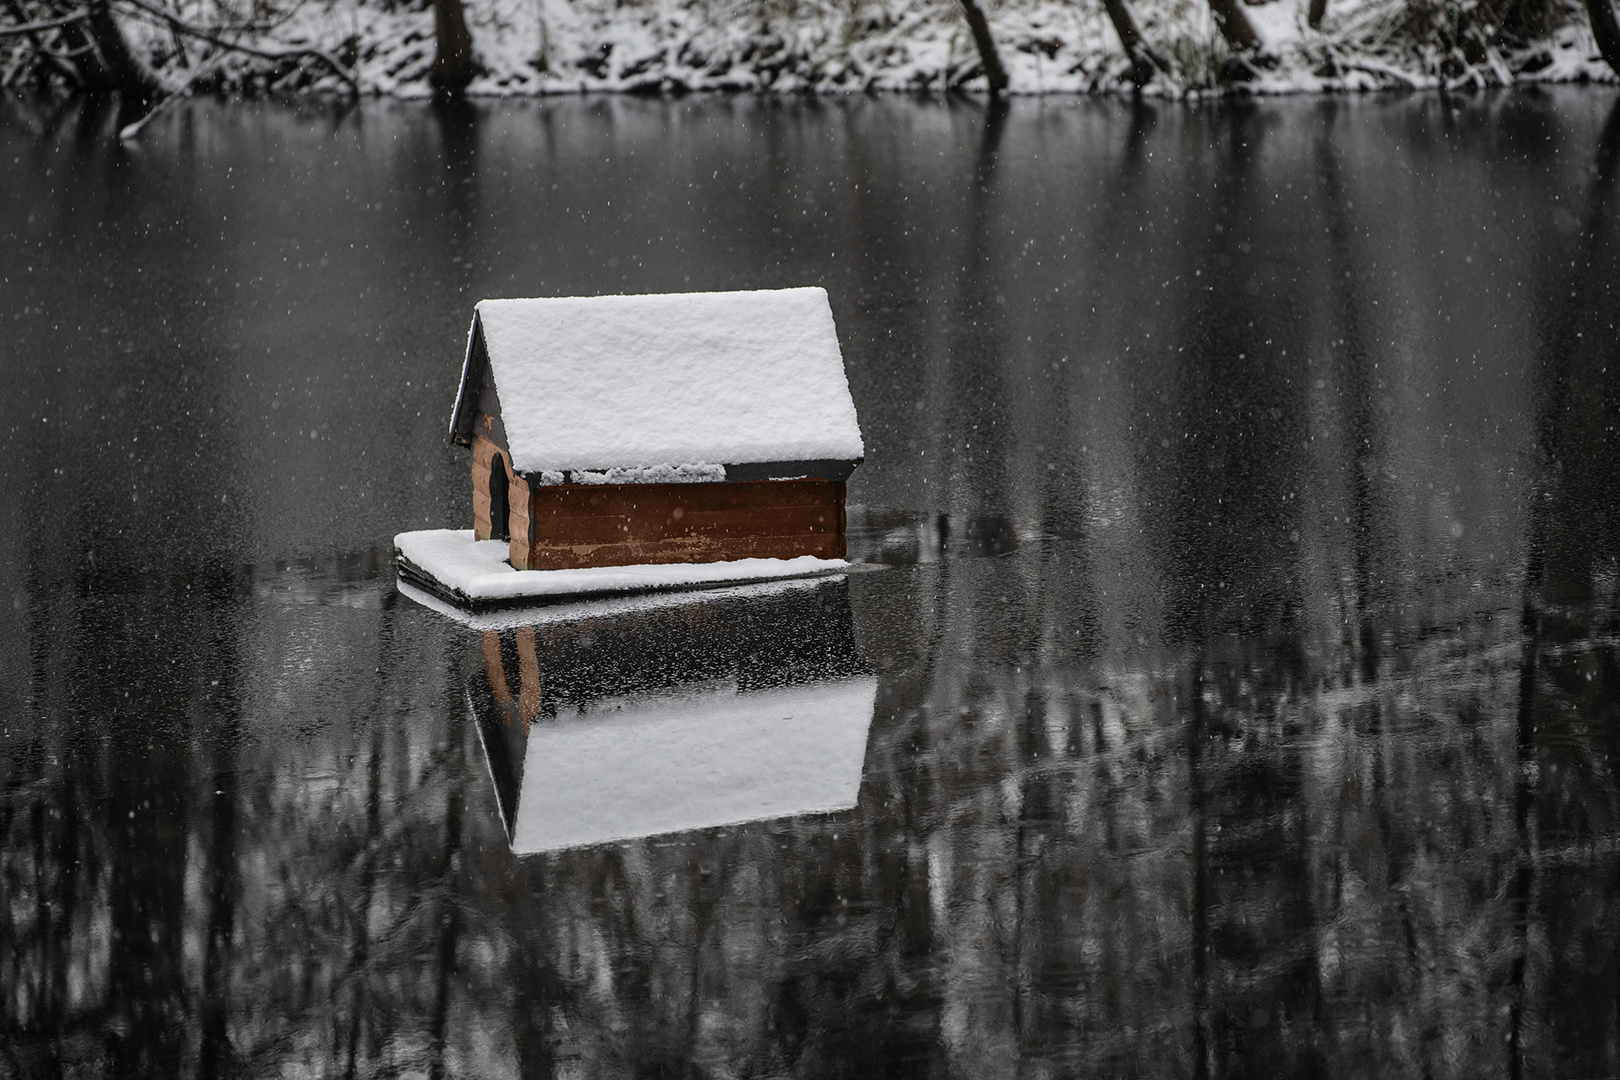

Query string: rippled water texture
[3,90,1620,1077]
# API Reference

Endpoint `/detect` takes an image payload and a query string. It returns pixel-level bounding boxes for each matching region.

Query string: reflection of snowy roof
[452,288,866,475]
[509,677,876,853]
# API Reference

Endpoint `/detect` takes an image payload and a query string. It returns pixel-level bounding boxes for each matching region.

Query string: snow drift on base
[398,575,836,630]
[396,528,848,604]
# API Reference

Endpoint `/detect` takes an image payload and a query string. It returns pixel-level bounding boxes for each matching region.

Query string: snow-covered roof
[450,287,865,476]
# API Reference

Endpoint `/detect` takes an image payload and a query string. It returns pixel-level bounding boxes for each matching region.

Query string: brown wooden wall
[470,434,510,542]
[473,433,847,570]
[519,477,845,571]
[472,433,537,569]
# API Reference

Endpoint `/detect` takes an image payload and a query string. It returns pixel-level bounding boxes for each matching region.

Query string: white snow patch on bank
[510,677,876,852]
[396,528,848,604]
[477,288,864,475]
[38,0,1614,103]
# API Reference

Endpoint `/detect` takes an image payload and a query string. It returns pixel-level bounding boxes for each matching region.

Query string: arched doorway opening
[489,453,511,542]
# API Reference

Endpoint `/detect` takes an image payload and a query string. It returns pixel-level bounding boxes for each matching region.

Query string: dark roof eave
[447,311,486,449]
[514,458,863,487]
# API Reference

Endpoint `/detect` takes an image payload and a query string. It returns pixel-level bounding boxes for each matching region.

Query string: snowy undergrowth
[12,0,1619,96]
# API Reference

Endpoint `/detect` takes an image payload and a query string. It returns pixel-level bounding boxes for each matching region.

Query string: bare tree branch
[1,0,85,83]
[114,0,359,94]
[118,54,221,138]
[0,12,87,36]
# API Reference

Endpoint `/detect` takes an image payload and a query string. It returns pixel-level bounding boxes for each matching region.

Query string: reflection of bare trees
[1509,93,1620,1080]
[5,550,1599,1076]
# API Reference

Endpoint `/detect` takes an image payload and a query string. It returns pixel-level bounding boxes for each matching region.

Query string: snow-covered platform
[395,528,850,611]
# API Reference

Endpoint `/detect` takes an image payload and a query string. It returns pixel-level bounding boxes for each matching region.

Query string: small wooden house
[447,287,865,571]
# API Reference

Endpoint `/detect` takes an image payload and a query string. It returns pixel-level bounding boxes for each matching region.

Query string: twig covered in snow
[118,52,220,137]
[115,0,359,95]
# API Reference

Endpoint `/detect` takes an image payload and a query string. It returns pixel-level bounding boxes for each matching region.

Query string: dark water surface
[3,89,1620,1077]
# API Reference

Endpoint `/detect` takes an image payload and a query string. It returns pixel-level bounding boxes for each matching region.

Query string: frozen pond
[3,89,1620,1076]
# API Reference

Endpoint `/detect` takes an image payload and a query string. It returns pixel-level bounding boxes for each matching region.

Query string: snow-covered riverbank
[7,0,1618,98]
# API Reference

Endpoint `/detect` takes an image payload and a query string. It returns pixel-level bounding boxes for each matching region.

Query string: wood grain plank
[508,472,533,569]
[520,479,845,568]
[528,478,840,517]
[472,434,520,543]
[520,478,845,568]
[524,504,839,546]
[522,532,843,571]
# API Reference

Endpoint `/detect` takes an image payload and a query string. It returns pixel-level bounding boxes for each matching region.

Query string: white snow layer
[396,528,848,602]
[563,463,729,485]
[475,288,865,475]
[398,574,835,630]
[510,677,877,852]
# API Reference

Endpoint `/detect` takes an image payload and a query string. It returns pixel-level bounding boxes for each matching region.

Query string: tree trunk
[957,0,1008,94]
[80,0,164,97]
[1099,0,1166,83]
[533,0,550,72]
[1589,0,1620,77]
[1307,0,1327,28]
[1206,0,1260,51]
[430,0,477,94]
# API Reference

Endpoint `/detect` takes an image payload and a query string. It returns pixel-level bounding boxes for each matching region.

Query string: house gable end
[476,363,510,454]
[449,312,498,449]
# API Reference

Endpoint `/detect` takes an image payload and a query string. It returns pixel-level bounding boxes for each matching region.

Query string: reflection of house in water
[468,579,875,853]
